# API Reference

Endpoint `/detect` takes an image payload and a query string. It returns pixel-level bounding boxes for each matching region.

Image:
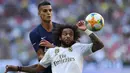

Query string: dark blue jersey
[29,22,58,73]
[29,22,58,52]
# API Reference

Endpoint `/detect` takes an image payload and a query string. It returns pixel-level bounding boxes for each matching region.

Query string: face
[60,28,75,47]
[38,5,52,22]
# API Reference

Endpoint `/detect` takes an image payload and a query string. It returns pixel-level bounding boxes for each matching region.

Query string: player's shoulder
[72,42,91,48]
[47,47,60,55]
[29,25,41,35]
[52,22,61,27]
[52,22,59,25]
[48,47,59,51]
[73,42,92,46]
[72,42,82,46]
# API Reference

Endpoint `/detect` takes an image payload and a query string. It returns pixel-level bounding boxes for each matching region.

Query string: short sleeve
[39,49,51,68]
[75,43,93,56]
[29,31,41,52]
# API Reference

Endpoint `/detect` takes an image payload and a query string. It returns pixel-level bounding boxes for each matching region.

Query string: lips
[47,16,51,18]
[64,39,71,44]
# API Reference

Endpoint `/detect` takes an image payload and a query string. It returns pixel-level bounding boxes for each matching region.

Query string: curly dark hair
[52,24,80,47]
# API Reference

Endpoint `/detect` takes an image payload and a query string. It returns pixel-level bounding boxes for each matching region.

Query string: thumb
[4,70,7,73]
[5,65,8,73]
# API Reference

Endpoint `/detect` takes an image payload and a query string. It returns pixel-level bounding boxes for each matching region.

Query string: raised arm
[85,29,104,52]
[76,20,104,52]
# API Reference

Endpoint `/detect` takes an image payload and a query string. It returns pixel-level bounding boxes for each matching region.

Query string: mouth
[65,40,71,44]
[47,16,51,18]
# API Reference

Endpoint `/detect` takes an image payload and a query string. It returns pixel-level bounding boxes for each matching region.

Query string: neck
[60,41,75,48]
[61,44,72,48]
[41,21,53,32]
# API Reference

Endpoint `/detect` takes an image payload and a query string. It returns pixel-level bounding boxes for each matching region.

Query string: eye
[43,9,47,12]
[69,34,73,36]
[63,33,67,36]
[49,9,52,12]
[62,33,67,36]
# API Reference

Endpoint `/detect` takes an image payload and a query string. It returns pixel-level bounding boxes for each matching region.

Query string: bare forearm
[85,29,104,52]
[37,48,45,61]
[6,64,45,73]
[89,33,104,51]
[28,64,38,68]
[19,66,38,73]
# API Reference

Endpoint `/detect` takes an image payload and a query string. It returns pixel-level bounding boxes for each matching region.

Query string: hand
[5,65,17,73]
[39,40,54,48]
[76,20,87,31]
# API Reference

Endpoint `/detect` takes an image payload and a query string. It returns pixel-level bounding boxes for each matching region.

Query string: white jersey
[39,43,93,73]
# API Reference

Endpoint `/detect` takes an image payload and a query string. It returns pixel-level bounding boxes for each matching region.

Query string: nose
[66,34,70,38]
[47,10,51,15]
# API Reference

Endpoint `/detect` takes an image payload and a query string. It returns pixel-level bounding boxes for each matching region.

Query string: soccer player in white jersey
[5,21,104,73]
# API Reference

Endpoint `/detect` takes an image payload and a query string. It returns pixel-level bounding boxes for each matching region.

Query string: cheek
[61,36,65,40]
[40,12,46,16]
[71,37,74,40]
[40,14,46,19]
[50,12,52,15]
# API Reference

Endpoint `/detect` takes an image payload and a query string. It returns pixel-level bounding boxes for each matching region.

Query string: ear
[38,11,40,16]
[38,9,41,16]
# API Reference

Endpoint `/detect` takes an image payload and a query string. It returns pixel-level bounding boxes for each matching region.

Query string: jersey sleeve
[39,49,51,68]
[29,31,41,52]
[76,43,93,56]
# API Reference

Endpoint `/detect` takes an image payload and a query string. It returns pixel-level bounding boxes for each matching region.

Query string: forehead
[39,5,52,10]
[62,28,73,33]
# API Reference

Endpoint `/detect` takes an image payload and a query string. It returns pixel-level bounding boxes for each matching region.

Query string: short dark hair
[52,24,80,46]
[38,1,51,9]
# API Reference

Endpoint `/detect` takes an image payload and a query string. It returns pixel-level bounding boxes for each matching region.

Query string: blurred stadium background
[0,0,130,73]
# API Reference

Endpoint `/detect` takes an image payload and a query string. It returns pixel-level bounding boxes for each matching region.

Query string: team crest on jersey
[55,48,59,55]
[68,47,73,52]
[41,37,46,40]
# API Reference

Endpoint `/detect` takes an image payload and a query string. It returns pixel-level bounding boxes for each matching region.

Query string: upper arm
[91,43,104,52]
[37,48,45,61]
[36,64,46,72]
[29,31,41,52]
[77,43,93,56]
[39,50,51,68]
[89,33,104,52]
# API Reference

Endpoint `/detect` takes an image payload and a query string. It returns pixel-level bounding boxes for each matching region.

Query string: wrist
[17,66,22,71]
[85,29,93,35]
[39,45,45,49]
[52,44,55,48]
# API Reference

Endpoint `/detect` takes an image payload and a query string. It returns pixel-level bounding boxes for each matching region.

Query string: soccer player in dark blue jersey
[29,1,58,73]
[5,1,56,73]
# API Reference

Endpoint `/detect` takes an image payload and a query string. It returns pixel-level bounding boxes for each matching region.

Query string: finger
[76,22,81,26]
[5,69,7,73]
[5,66,8,73]
[39,42,46,46]
[80,20,85,22]
[79,20,85,23]
[40,40,47,42]
[81,21,85,24]
[79,20,84,24]
[78,22,82,26]
[6,65,8,70]
[5,70,7,73]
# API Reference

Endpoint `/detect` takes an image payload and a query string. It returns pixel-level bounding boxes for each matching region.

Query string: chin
[61,41,75,47]
[44,20,51,23]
